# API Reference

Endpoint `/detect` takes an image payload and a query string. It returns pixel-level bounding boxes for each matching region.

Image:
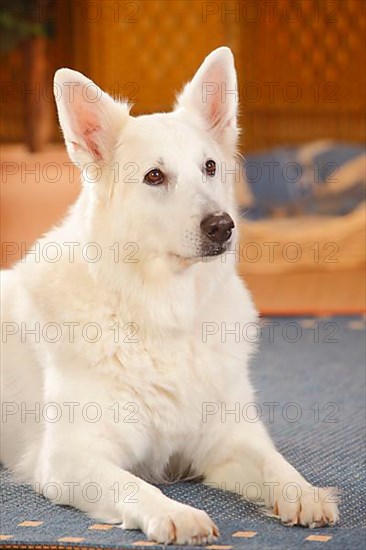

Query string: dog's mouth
[169,241,232,266]
[200,243,227,258]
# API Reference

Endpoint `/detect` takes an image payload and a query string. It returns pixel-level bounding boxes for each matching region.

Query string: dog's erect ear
[54,69,129,167]
[175,47,238,148]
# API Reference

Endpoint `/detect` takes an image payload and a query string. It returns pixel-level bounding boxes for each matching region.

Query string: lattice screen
[72,0,230,113]
[238,0,366,149]
[0,0,365,150]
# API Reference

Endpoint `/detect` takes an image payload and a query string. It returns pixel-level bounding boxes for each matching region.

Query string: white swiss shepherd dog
[1,48,338,544]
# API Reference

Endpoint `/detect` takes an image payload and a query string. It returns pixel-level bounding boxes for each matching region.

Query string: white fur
[0,48,338,544]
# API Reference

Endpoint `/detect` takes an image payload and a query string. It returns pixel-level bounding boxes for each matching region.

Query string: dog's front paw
[268,484,339,527]
[145,504,219,545]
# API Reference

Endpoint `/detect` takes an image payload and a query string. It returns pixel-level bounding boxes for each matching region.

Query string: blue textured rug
[1,317,365,549]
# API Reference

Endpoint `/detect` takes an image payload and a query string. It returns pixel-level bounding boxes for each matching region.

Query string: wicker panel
[0,0,365,150]
[239,0,366,150]
[72,0,230,114]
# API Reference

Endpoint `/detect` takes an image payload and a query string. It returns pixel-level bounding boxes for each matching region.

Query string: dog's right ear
[54,69,129,167]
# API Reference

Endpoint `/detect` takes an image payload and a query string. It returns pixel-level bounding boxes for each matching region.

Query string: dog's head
[54,48,239,270]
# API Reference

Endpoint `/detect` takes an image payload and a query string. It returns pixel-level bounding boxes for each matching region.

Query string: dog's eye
[205,159,216,177]
[144,168,165,186]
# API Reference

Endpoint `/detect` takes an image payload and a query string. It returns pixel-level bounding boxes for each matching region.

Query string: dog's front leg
[36,422,218,545]
[203,421,339,527]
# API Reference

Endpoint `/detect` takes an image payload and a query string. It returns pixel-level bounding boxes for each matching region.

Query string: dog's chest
[107,329,226,417]
[94,317,237,438]
[91,330,228,479]
[69,278,254,475]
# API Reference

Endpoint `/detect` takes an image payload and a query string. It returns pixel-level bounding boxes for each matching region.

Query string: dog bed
[234,141,366,313]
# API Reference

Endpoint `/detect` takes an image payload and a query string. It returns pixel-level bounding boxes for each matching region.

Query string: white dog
[1,48,338,544]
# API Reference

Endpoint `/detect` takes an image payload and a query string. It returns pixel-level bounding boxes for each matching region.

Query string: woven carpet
[1,317,365,549]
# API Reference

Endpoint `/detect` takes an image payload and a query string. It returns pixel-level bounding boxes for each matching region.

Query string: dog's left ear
[175,47,238,148]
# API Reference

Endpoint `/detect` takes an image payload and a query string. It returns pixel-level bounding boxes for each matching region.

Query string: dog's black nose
[200,213,235,244]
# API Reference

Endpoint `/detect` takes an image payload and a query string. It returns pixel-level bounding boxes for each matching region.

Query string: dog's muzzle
[200,212,235,257]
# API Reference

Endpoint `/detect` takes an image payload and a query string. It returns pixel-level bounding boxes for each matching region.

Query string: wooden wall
[1,0,365,151]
